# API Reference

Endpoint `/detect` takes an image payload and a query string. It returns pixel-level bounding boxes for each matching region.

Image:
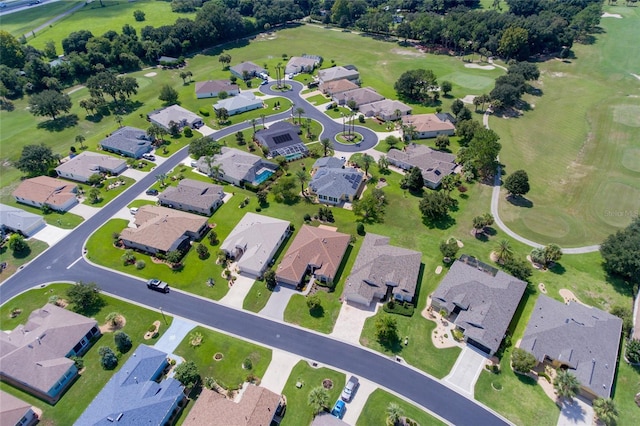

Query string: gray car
[341,376,359,401]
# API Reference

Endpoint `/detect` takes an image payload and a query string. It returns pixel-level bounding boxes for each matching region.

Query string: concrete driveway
[68,203,100,220]
[31,225,70,246]
[342,377,377,425]
[198,125,216,137]
[259,284,301,321]
[219,274,255,309]
[443,346,487,397]
[153,316,197,354]
[260,349,302,395]
[330,302,379,345]
[557,397,593,426]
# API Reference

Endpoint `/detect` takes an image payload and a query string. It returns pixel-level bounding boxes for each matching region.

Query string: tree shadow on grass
[506,195,533,208]
[309,305,325,318]
[549,263,566,275]
[474,232,489,242]
[422,215,456,230]
[379,335,403,354]
[12,247,32,259]
[515,371,538,386]
[484,227,497,237]
[37,114,78,132]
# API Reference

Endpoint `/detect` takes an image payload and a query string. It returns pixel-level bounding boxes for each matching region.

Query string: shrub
[452,329,464,341]
[183,127,193,137]
[511,348,537,373]
[198,107,210,116]
[306,294,321,311]
[356,222,365,235]
[626,339,640,364]
[114,331,132,353]
[208,230,218,245]
[148,324,157,333]
[174,360,200,388]
[135,260,146,269]
[243,358,253,370]
[383,300,415,317]
[203,376,217,389]
[71,356,84,370]
[304,213,311,222]
[133,9,145,21]
[196,243,209,259]
[98,346,118,370]
[48,295,59,305]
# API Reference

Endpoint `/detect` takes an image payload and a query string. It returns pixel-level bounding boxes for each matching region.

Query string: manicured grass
[25,0,195,52]
[305,94,331,106]
[205,96,293,130]
[242,279,272,313]
[0,283,172,425]
[82,176,135,207]
[280,360,345,426]
[492,5,640,246]
[356,118,395,132]
[173,326,272,391]
[284,291,343,334]
[1,1,83,37]
[612,349,640,426]
[0,239,48,283]
[325,105,352,119]
[0,195,84,229]
[356,388,446,426]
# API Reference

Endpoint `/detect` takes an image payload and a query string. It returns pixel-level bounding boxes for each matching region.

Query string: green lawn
[356,389,446,426]
[613,349,640,426]
[492,5,640,246]
[280,360,345,426]
[305,94,331,106]
[0,1,83,37]
[0,239,48,283]
[284,291,343,334]
[82,176,135,207]
[242,279,272,312]
[0,283,172,426]
[173,326,272,391]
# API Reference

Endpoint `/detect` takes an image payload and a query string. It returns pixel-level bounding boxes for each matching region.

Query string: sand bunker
[144,72,157,77]
[464,63,495,70]
[631,73,640,81]
[461,95,476,104]
[602,13,622,19]
[391,48,425,57]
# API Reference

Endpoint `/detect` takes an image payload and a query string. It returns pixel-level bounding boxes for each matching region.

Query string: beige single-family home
[55,152,127,183]
[12,176,78,212]
[158,179,225,216]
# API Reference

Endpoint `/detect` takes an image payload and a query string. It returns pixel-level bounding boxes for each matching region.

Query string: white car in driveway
[341,376,359,402]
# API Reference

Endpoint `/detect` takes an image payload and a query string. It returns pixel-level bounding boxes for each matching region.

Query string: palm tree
[296,169,309,195]
[394,108,402,121]
[320,138,333,157]
[155,173,167,187]
[75,135,86,150]
[115,115,123,128]
[295,107,305,125]
[593,398,618,426]
[307,386,329,416]
[210,164,224,181]
[250,118,257,135]
[554,369,580,400]
[493,239,513,262]
[260,114,266,129]
[361,154,374,177]
[386,403,403,426]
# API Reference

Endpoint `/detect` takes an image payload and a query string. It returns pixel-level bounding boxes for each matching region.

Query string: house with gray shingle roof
[148,105,204,131]
[430,257,527,355]
[276,224,351,288]
[195,80,239,99]
[221,213,290,278]
[0,390,38,426]
[333,87,384,108]
[0,304,100,403]
[387,144,457,189]
[0,203,46,237]
[317,66,360,85]
[158,179,225,216]
[519,295,622,400]
[56,152,127,183]
[196,147,278,188]
[254,121,309,160]
[359,99,412,121]
[120,205,208,255]
[75,344,185,426]
[342,233,422,307]
[183,385,280,426]
[309,158,364,206]
[285,56,321,75]
[230,61,266,79]
[213,92,263,116]
[99,126,153,158]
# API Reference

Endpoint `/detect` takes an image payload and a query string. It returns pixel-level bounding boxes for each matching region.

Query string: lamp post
[159,306,167,324]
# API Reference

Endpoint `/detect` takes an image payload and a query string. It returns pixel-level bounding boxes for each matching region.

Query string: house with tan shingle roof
[0,304,100,403]
[359,99,412,121]
[0,390,38,426]
[333,87,384,108]
[342,233,422,308]
[195,80,239,99]
[183,385,280,426]
[319,78,359,97]
[317,66,359,85]
[120,205,208,255]
[55,152,127,183]
[285,56,321,75]
[387,144,457,189]
[276,224,351,288]
[401,113,455,139]
[12,176,78,212]
[158,179,225,216]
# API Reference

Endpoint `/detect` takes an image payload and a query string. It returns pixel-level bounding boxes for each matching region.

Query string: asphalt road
[0,88,509,425]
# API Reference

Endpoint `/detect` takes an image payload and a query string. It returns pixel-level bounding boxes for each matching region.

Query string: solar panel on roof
[273,134,293,144]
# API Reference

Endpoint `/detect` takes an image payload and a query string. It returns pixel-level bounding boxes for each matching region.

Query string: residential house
[519,295,622,400]
[309,158,364,205]
[158,179,225,216]
[183,385,280,426]
[12,176,78,212]
[312,412,350,426]
[220,213,290,277]
[0,203,46,237]
[342,233,422,307]
[319,78,359,97]
[402,113,455,139]
[317,66,360,85]
[430,256,527,355]
[276,224,351,288]
[285,55,321,75]
[56,152,127,183]
[0,391,38,426]
[196,147,278,187]
[334,87,384,109]
[213,92,263,116]
[195,80,239,99]
[0,304,100,403]
[75,345,185,426]
[99,126,153,158]
[254,121,308,159]
[230,61,266,79]
[359,99,412,121]
[148,105,204,131]
[387,144,457,189]
[120,205,208,255]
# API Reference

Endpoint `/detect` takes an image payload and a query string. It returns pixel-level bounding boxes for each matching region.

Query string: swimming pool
[253,168,274,185]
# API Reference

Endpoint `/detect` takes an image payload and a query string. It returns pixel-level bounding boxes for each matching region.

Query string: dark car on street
[147,278,169,293]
